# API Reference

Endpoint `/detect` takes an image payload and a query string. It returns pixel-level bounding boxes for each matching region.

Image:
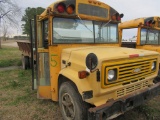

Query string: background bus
[31,1,160,120]
[119,16,160,79]
[119,16,160,48]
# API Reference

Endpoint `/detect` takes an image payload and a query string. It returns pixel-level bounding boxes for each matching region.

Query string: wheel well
[58,74,79,96]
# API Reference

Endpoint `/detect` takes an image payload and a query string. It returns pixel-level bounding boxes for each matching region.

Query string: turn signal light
[66,4,75,14]
[78,71,90,79]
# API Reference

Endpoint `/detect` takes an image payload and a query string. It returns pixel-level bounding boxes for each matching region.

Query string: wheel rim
[61,93,75,120]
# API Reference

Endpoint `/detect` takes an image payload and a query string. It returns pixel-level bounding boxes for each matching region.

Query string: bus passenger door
[31,16,51,99]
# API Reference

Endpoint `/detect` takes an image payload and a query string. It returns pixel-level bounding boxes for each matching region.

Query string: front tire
[59,82,88,120]
[154,70,160,83]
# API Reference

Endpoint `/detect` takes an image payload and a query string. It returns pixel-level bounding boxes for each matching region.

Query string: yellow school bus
[119,16,160,80]
[30,1,160,119]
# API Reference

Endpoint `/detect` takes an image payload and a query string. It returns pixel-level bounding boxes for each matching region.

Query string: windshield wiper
[77,15,93,33]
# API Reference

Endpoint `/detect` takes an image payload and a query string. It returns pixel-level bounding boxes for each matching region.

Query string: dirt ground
[0,66,21,71]
[1,40,19,47]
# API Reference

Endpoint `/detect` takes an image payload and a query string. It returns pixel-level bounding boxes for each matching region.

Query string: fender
[59,67,92,96]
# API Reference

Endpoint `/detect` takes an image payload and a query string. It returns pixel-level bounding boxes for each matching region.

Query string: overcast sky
[14,0,159,35]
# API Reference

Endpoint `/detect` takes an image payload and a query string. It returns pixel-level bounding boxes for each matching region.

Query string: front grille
[102,56,157,87]
[117,81,149,98]
[118,60,152,81]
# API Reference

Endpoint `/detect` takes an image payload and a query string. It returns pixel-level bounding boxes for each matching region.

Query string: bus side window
[43,20,48,49]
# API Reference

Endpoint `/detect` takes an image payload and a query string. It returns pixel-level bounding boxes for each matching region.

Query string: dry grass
[0,69,63,120]
[0,44,20,60]
[0,46,22,67]
[0,46,62,120]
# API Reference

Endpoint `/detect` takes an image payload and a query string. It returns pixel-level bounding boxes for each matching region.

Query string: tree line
[0,0,44,49]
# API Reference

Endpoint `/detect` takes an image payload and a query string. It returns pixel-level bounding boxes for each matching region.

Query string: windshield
[53,18,118,44]
[94,21,118,43]
[141,28,160,45]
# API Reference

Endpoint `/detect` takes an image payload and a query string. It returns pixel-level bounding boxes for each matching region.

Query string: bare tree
[2,24,8,41]
[0,0,21,48]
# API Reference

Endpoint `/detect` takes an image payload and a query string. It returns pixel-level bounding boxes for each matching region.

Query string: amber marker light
[98,2,101,5]
[78,71,90,79]
[111,15,116,21]
[93,1,97,4]
[66,4,75,14]
[88,0,92,3]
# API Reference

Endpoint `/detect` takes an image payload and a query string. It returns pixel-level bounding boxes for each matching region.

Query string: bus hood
[62,46,158,61]
[61,46,159,70]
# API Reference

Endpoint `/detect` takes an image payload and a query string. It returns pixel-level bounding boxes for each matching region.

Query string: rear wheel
[59,82,88,120]
[22,55,29,70]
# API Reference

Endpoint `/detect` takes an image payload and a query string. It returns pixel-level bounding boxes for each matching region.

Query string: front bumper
[88,82,160,120]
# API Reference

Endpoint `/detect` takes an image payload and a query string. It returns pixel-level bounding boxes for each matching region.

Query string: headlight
[108,69,117,81]
[151,61,156,70]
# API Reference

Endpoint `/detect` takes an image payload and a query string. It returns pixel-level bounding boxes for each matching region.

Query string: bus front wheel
[59,82,88,120]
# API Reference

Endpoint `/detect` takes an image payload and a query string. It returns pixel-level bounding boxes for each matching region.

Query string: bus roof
[39,0,123,22]
[119,16,160,29]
